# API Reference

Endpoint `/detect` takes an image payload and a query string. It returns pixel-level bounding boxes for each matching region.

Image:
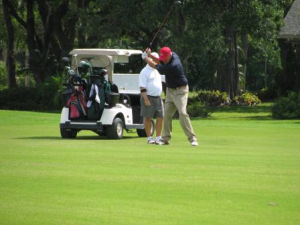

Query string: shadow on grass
[211,104,273,114]
[191,115,273,121]
[190,104,274,121]
[16,136,140,140]
[227,115,273,120]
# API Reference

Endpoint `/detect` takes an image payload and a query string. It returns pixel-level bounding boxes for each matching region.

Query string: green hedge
[0,85,61,111]
[0,86,263,116]
[190,90,261,107]
[185,90,262,118]
[187,102,210,118]
[272,92,300,119]
[257,87,278,101]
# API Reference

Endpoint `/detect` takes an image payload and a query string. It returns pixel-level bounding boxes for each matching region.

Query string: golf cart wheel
[137,119,155,137]
[60,128,77,139]
[107,117,124,139]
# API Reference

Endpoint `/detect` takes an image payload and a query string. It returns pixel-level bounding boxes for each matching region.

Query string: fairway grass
[0,106,299,225]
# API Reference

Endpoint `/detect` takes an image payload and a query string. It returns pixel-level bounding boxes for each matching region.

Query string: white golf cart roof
[69,49,142,56]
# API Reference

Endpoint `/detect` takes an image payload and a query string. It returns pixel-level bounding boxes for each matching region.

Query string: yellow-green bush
[232,92,261,106]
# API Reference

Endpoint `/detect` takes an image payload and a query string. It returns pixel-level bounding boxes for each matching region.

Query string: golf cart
[60,49,161,139]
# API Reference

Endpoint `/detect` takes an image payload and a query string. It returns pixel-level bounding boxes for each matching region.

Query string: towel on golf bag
[87,84,100,107]
[67,88,87,119]
[87,84,105,120]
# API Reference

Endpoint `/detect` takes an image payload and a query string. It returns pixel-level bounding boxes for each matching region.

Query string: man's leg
[144,117,155,144]
[173,86,197,142]
[156,117,163,137]
[162,89,178,142]
[144,117,153,137]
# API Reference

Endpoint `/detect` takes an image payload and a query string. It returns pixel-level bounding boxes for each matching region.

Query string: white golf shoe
[191,140,198,146]
[147,137,156,144]
[155,137,169,145]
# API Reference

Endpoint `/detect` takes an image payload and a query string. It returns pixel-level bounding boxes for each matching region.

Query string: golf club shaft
[149,4,175,47]
[145,1,181,51]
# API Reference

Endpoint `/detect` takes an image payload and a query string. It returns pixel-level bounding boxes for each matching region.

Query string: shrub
[272,92,300,119]
[0,87,39,110]
[231,92,261,106]
[195,90,230,107]
[0,73,68,111]
[0,85,61,111]
[0,61,7,90]
[187,102,210,118]
[257,87,278,101]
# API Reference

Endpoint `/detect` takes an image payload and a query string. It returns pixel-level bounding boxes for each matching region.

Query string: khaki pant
[162,85,197,142]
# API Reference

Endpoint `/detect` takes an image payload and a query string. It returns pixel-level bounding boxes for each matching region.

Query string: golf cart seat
[110,83,119,93]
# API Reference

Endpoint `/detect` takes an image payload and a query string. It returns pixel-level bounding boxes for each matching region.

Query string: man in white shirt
[139,52,164,144]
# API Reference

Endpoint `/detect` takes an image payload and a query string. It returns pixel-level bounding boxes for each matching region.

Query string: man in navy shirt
[142,47,198,146]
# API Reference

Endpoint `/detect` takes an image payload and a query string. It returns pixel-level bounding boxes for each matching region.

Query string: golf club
[147,1,182,50]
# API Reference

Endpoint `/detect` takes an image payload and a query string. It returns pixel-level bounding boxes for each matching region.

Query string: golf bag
[67,86,87,119]
[87,83,105,120]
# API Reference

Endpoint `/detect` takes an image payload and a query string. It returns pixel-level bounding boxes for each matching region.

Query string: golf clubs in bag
[63,68,88,120]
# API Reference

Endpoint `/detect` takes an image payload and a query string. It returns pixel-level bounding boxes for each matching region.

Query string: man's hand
[141,48,157,68]
[141,90,151,106]
[144,98,151,107]
[141,52,148,60]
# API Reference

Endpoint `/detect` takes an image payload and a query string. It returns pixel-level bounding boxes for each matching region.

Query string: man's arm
[142,48,160,69]
[148,53,160,64]
[143,57,157,69]
[140,87,151,106]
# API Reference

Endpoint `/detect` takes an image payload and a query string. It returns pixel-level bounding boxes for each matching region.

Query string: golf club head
[68,70,76,76]
[100,69,107,76]
[80,61,91,68]
[61,57,70,64]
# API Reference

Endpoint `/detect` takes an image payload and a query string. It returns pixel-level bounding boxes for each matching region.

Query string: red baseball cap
[158,47,172,61]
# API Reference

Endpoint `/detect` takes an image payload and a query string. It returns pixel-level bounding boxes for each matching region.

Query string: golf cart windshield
[69,48,143,78]
[69,49,146,93]
[114,54,143,74]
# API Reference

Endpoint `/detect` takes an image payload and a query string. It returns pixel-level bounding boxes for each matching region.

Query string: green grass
[0,104,300,225]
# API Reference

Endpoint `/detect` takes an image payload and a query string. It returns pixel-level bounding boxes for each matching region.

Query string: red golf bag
[67,87,87,119]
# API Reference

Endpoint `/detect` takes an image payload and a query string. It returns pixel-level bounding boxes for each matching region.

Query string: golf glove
[141,52,148,59]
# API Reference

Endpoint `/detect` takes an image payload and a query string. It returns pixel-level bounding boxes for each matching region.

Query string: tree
[6,0,77,85]
[2,0,17,88]
[0,0,292,96]
[180,0,289,97]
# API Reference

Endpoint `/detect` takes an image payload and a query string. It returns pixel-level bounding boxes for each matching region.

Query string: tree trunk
[54,2,77,57]
[233,30,239,96]
[77,0,87,47]
[26,0,43,85]
[217,63,226,92]
[220,23,239,99]
[207,51,217,90]
[241,32,249,91]
[2,0,17,88]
